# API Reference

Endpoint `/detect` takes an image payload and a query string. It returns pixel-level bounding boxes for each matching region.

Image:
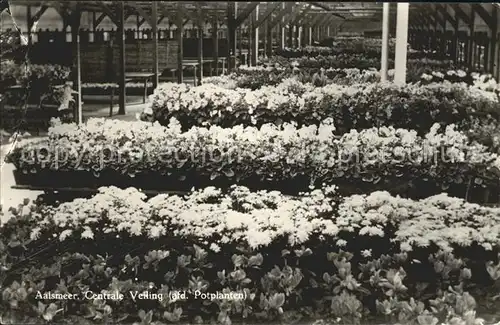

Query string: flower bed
[204,67,381,89]
[143,80,500,142]
[277,43,452,62]
[262,55,464,83]
[5,119,500,201]
[79,82,156,97]
[1,185,499,324]
[275,39,398,58]
[0,60,70,89]
[0,61,74,132]
[81,82,155,90]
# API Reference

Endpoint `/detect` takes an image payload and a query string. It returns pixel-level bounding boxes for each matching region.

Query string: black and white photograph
[1,1,500,324]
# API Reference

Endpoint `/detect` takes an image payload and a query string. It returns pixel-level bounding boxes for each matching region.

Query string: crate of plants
[0,61,73,132]
[1,185,500,325]
[6,118,500,202]
[80,82,154,96]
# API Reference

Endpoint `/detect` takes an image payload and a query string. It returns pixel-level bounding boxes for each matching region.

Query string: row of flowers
[81,82,154,89]
[420,71,500,91]
[204,67,381,89]
[6,118,500,197]
[0,60,70,89]
[275,39,397,58]
[265,54,457,70]
[143,79,500,143]
[10,184,500,251]
[206,66,499,92]
[0,185,498,324]
[261,55,470,84]
[278,42,452,61]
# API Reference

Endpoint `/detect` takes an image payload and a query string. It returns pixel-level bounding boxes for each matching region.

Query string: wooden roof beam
[471,4,495,29]
[253,2,280,29]
[435,4,456,26]
[234,2,259,27]
[127,1,152,26]
[30,4,48,23]
[282,4,309,26]
[307,2,345,19]
[268,3,296,28]
[450,4,472,26]
[96,1,118,25]
[313,12,332,28]
[293,4,313,25]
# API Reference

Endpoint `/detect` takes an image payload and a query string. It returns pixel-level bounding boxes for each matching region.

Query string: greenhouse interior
[1,1,500,325]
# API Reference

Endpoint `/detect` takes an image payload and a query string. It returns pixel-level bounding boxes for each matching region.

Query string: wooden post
[266,20,272,57]
[308,26,312,45]
[197,6,204,84]
[227,2,237,71]
[248,22,253,65]
[152,2,159,89]
[177,3,184,84]
[394,3,409,84]
[381,3,390,82]
[212,16,219,75]
[468,8,475,70]
[251,4,258,66]
[280,3,285,49]
[136,15,140,39]
[71,8,82,123]
[295,25,300,47]
[452,7,459,63]
[118,1,126,115]
[489,5,498,78]
[27,5,32,45]
[238,27,243,63]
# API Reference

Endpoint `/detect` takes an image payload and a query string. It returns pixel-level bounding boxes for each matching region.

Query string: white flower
[336,239,347,247]
[30,227,42,240]
[81,227,94,239]
[209,243,221,253]
[59,229,73,241]
[361,249,372,258]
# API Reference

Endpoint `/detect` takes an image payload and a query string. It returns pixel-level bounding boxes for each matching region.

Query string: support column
[248,24,253,65]
[280,3,285,49]
[177,4,184,83]
[152,2,159,89]
[295,25,301,48]
[468,9,475,70]
[227,2,237,71]
[452,9,459,63]
[195,5,204,83]
[489,6,498,78]
[394,3,409,84]
[251,4,259,66]
[27,5,33,45]
[197,22,203,84]
[118,1,126,115]
[308,26,312,45]
[212,17,219,75]
[266,20,272,57]
[381,3,390,82]
[71,8,82,123]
